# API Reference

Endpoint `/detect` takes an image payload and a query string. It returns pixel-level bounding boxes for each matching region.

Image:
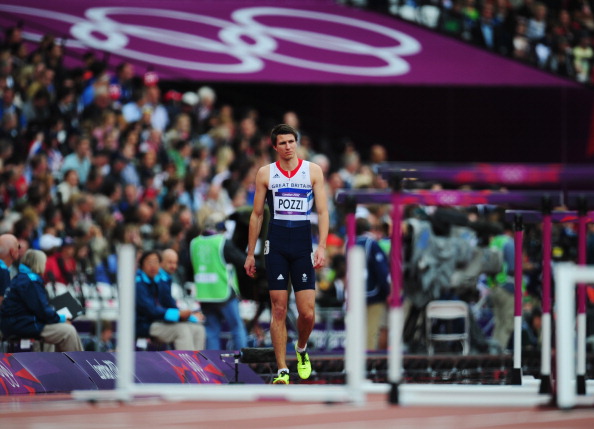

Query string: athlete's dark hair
[270,124,298,147]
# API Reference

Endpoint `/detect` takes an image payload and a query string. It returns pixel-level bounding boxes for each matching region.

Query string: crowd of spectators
[0,24,369,349]
[353,0,594,85]
[0,19,592,354]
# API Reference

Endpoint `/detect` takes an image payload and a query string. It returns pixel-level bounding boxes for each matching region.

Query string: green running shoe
[295,345,312,379]
[272,370,290,384]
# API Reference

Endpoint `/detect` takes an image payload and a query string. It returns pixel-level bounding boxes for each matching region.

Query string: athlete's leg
[294,289,316,349]
[269,289,289,370]
[289,245,316,349]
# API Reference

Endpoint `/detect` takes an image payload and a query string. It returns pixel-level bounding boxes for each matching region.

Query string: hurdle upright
[555,263,594,409]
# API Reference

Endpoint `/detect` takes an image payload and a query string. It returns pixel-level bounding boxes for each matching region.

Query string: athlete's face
[274,134,297,160]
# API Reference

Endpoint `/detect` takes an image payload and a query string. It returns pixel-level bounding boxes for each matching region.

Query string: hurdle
[73,243,368,404]
[336,187,563,404]
[501,199,555,390]
[505,193,594,395]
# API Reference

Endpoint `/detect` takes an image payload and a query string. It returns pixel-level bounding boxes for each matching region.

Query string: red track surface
[0,393,593,429]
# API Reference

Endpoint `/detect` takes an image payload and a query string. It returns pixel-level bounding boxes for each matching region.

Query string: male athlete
[245,123,328,384]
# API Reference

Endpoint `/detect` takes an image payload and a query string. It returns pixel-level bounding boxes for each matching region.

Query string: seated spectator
[44,236,76,285]
[135,250,204,350]
[0,233,19,306]
[159,248,205,344]
[0,249,83,351]
[84,319,116,352]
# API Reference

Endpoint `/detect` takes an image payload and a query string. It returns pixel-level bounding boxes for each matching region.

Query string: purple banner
[9,352,97,393]
[67,351,230,388]
[134,351,190,384]
[158,350,228,384]
[65,351,123,390]
[199,350,264,384]
[0,354,44,395]
[0,0,578,86]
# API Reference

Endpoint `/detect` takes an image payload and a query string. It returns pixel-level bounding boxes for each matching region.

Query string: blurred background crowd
[349,0,594,85]
[0,0,593,355]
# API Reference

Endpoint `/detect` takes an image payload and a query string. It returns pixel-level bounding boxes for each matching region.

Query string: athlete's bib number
[277,197,304,211]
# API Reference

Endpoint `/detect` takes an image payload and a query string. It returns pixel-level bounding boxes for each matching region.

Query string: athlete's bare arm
[310,162,328,269]
[244,164,270,278]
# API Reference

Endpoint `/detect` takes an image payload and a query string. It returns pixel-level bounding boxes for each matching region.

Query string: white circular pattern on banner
[0,4,421,76]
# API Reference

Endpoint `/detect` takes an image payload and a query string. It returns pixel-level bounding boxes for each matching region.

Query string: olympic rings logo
[0,4,421,76]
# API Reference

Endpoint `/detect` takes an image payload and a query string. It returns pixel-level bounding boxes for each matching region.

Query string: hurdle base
[576,375,586,395]
[240,347,275,363]
[388,382,399,405]
[539,374,552,394]
[510,368,523,385]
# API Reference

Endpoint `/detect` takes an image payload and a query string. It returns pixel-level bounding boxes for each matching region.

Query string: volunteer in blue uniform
[244,123,329,384]
[0,233,19,306]
[0,249,83,351]
[136,250,204,350]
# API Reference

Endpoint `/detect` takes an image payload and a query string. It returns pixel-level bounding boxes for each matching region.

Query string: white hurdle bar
[74,245,368,404]
[554,263,594,409]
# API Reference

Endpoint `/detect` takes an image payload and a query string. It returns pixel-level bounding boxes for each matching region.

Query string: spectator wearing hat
[44,236,76,286]
[189,212,248,350]
[180,92,200,134]
[196,86,217,134]
[181,91,199,108]
[38,226,63,254]
[163,89,183,124]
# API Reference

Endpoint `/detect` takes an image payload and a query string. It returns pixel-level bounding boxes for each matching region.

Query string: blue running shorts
[264,223,315,292]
